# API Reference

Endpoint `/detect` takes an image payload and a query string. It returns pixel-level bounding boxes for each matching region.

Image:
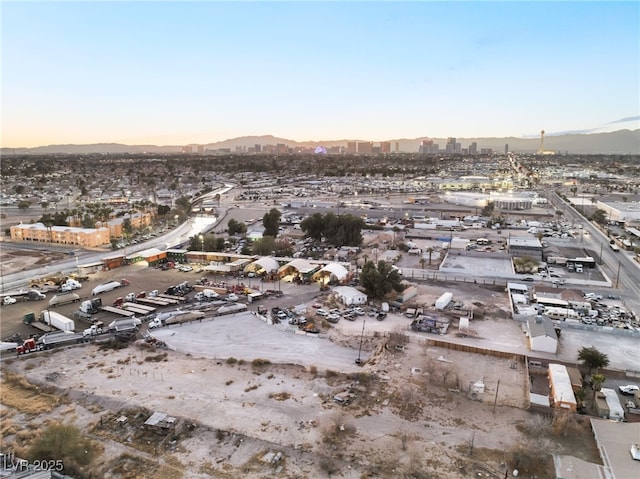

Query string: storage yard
[1,254,623,478]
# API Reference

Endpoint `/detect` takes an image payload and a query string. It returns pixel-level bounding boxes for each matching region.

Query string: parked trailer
[151,296,179,305]
[121,303,156,315]
[157,294,185,303]
[38,331,86,350]
[108,318,141,333]
[92,281,124,296]
[122,302,155,313]
[23,311,55,333]
[48,293,81,308]
[135,297,172,307]
[40,310,75,332]
[100,306,137,318]
[149,310,205,328]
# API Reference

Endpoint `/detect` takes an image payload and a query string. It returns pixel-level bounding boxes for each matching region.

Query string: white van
[575,264,583,273]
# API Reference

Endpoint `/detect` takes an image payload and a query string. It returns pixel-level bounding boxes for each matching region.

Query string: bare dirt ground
[0,248,599,478]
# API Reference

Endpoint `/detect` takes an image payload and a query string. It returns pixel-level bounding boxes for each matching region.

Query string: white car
[227,293,239,302]
[619,385,639,395]
[316,308,328,317]
[2,296,17,305]
[179,265,193,272]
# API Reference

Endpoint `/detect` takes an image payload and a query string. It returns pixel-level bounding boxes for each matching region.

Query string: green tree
[157,204,171,217]
[122,218,133,238]
[300,212,364,246]
[480,202,494,217]
[359,260,404,299]
[300,212,325,241]
[426,246,434,265]
[175,195,191,211]
[252,236,277,256]
[577,346,610,375]
[262,208,281,237]
[228,218,247,236]
[591,373,606,391]
[591,209,608,225]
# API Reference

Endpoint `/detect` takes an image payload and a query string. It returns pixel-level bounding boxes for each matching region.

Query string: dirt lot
[0,249,600,478]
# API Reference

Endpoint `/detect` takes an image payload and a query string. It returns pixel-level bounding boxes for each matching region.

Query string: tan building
[357,142,373,154]
[10,222,110,247]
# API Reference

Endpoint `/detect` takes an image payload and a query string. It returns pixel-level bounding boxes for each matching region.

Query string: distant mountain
[2,130,638,155]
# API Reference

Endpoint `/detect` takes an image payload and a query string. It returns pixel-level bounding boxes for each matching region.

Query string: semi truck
[79,298,103,315]
[40,311,75,332]
[92,281,125,296]
[1,289,46,302]
[48,293,81,308]
[82,321,105,337]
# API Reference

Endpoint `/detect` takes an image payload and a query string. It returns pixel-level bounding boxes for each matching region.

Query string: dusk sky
[2,1,639,148]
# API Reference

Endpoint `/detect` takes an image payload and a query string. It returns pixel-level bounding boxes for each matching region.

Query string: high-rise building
[469,142,478,155]
[255,144,262,153]
[182,145,193,154]
[419,139,440,154]
[357,142,373,154]
[380,141,391,153]
[347,142,357,154]
[505,144,509,154]
[445,137,456,154]
[395,141,400,152]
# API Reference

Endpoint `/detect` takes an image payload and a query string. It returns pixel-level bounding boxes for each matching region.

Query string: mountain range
[2,129,638,155]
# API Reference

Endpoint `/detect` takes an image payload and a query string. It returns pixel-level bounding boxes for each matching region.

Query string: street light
[199,234,204,255]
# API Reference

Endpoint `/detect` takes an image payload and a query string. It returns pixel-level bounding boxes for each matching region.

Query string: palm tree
[426,247,434,265]
[591,373,606,391]
[419,258,426,269]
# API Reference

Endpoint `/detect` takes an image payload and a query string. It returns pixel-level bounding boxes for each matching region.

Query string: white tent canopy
[246,257,279,274]
[278,258,317,275]
[312,263,349,282]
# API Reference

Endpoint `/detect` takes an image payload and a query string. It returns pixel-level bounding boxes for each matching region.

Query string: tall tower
[538,130,545,154]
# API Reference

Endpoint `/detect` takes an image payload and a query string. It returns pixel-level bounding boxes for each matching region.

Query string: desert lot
[0,248,617,478]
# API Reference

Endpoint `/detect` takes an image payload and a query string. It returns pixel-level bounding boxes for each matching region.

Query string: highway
[549,191,640,314]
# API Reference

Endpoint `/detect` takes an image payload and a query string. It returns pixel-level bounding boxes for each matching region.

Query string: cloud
[608,115,640,124]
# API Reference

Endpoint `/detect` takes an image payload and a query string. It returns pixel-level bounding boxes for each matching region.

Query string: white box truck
[40,310,75,332]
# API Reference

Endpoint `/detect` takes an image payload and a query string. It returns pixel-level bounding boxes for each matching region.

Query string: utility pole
[356,320,366,365]
[615,260,621,289]
[599,242,604,265]
[493,379,500,414]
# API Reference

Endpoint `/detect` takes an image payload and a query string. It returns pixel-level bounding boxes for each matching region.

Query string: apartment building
[10,223,110,247]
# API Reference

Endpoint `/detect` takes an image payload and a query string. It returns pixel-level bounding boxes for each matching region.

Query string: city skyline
[2,1,639,148]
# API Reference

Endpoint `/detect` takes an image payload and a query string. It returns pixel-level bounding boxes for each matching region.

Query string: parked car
[619,385,639,395]
[326,313,340,323]
[316,309,328,317]
[2,296,17,305]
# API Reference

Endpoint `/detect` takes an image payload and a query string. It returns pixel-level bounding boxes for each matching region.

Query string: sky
[1,1,639,147]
